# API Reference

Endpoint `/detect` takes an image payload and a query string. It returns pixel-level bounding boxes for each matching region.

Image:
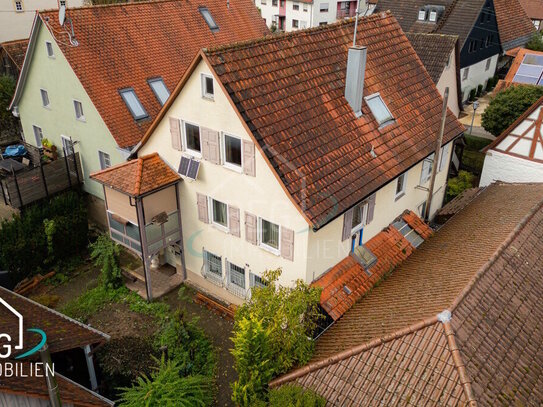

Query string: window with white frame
[210,198,228,230]
[351,201,368,234]
[293,2,299,10]
[319,2,328,12]
[204,250,222,279]
[201,74,214,99]
[438,143,451,172]
[462,67,469,80]
[119,88,148,120]
[222,134,242,169]
[61,136,74,156]
[303,3,307,11]
[251,273,267,288]
[184,122,201,154]
[73,100,84,121]
[259,218,280,252]
[429,9,437,22]
[33,125,43,147]
[45,41,54,58]
[14,1,23,12]
[485,58,491,71]
[228,262,245,289]
[365,93,393,125]
[148,78,170,106]
[420,153,434,184]
[395,172,407,200]
[98,151,111,170]
[418,8,426,20]
[40,89,50,108]
[292,19,299,28]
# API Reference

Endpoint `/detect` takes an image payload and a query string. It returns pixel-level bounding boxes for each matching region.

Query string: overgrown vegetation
[446,171,476,202]
[482,85,543,136]
[526,31,543,52]
[0,191,88,283]
[267,385,326,407]
[90,235,123,289]
[0,75,18,139]
[231,269,322,406]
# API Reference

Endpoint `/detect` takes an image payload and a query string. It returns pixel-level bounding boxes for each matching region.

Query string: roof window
[418,8,427,21]
[365,93,394,126]
[119,88,148,120]
[148,78,170,106]
[350,244,377,271]
[392,219,424,248]
[199,7,219,32]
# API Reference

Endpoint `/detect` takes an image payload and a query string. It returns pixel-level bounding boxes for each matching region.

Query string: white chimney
[345,46,367,117]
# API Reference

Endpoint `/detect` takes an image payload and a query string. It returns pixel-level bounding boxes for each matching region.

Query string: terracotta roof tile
[312,210,432,321]
[435,187,482,223]
[519,0,543,20]
[38,0,269,149]
[271,182,543,406]
[90,153,180,197]
[0,38,29,70]
[493,0,536,51]
[204,13,464,228]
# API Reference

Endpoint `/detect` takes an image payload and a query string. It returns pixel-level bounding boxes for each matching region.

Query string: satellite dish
[59,5,66,26]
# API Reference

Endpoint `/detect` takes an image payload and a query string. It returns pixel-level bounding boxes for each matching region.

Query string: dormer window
[365,93,393,126]
[199,7,219,32]
[119,88,148,120]
[429,9,437,22]
[418,8,427,21]
[148,78,170,106]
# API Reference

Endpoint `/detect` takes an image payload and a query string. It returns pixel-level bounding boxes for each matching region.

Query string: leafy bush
[485,76,498,92]
[526,31,543,52]
[0,75,18,137]
[446,171,476,202]
[0,191,88,283]
[468,88,477,102]
[476,84,483,97]
[268,385,326,407]
[90,235,122,289]
[231,269,322,406]
[118,357,213,407]
[482,85,543,136]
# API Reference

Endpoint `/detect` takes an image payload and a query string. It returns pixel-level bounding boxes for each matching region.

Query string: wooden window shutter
[243,140,256,176]
[366,193,376,224]
[169,117,181,151]
[280,227,294,261]
[196,193,209,223]
[228,205,241,237]
[342,208,353,241]
[245,212,257,245]
[202,128,220,164]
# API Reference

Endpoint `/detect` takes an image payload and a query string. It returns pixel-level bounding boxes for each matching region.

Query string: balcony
[336,8,356,19]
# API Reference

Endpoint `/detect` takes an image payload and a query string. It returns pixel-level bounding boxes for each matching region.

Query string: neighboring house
[406,33,461,116]
[270,182,543,406]
[0,38,28,79]
[8,0,269,223]
[480,96,543,186]
[495,48,543,91]
[519,0,543,30]
[92,13,464,304]
[0,286,112,406]
[256,0,374,31]
[374,0,534,102]
[0,0,84,42]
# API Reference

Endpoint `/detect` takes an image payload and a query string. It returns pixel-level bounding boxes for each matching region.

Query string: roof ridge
[269,314,439,388]
[205,11,392,55]
[134,156,145,196]
[450,190,543,312]
[38,0,182,14]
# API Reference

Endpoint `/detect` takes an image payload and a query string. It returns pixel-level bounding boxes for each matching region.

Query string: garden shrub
[0,191,88,283]
[268,385,326,407]
[90,235,122,289]
[0,75,18,137]
[476,84,483,97]
[446,171,476,202]
[526,31,543,52]
[469,88,477,102]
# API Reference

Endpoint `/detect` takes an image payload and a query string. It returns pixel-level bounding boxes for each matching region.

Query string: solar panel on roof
[513,54,543,86]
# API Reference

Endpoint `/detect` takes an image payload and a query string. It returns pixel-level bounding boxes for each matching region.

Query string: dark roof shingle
[406,32,458,83]
[0,38,29,70]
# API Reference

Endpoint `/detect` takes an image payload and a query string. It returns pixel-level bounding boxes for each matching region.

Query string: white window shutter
[228,205,241,237]
[245,212,257,245]
[243,140,256,177]
[280,227,294,261]
[342,208,353,241]
[366,193,376,224]
[169,117,181,151]
[196,193,209,223]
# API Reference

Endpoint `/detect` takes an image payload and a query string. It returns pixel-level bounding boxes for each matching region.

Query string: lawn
[461,135,493,174]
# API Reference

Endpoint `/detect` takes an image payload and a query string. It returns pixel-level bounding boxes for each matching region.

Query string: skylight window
[351,244,377,271]
[429,9,437,22]
[119,88,148,120]
[365,93,393,126]
[418,8,426,21]
[199,7,219,32]
[392,219,424,248]
[148,78,170,106]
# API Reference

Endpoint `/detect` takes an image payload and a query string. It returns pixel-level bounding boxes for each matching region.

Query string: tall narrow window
[99,151,111,170]
[351,201,368,234]
[418,8,426,21]
[45,41,54,58]
[228,262,245,289]
[420,154,434,184]
[184,122,201,153]
[211,198,228,229]
[199,7,219,31]
[395,172,407,200]
[33,125,43,147]
[429,9,437,22]
[61,136,74,156]
[201,74,214,99]
[259,218,280,252]
[119,88,148,120]
[204,250,222,279]
[148,78,170,106]
[40,89,50,108]
[223,134,242,168]
[74,100,84,120]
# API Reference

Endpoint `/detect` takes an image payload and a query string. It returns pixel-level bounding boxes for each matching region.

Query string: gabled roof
[483,95,543,163]
[0,286,109,356]
[519,0,543,20]
[91,153,180,197]
[271,182,543,406]
[0,369,114,406]
[10,0,269,149]
[406,32,458,83]
[0,38,29,70]
[190,13,463,228]
[493,0,536,51]
[312,210,433,321]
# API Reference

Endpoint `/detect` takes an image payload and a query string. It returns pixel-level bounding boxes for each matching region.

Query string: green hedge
[268,385,326,407]
[0,191,88,283]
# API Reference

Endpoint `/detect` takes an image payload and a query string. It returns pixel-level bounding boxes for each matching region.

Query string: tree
[89,235,122,289]
[0,75,18,137]
[482,85,543,136]
[526,32,543,52]
[231,269,322,406]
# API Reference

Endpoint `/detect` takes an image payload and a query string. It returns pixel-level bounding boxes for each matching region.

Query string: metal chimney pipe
[345,46,367,117]
[39,344,62,407]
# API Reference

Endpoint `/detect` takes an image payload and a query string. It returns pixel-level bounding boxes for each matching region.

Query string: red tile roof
[0,38,29,70]
[500,48,543,87]
[36,0,269,149]
[312,211,432,321]
[519,0,543,20]
[201,13,464,228]
[271,182,543,406]
[91,153,180,197]
[0,369,114,406]
[493,0,536,50]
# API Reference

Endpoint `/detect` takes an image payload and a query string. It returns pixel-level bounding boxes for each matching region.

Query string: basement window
[365,93,393,126]
[148,78,170,106]
[119,88,148,120]
[199,7,219,32]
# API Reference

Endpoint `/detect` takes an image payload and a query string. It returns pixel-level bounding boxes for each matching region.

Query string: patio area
[124,263,184,300]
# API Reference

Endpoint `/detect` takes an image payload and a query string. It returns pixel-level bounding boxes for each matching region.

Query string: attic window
[392,219,424,248]
[199,7,219,32]
[119,88,148,120]
[429,9,437,22]
[418,8,426,21]
[351,244,377,271]
[365,93,393,126]
[148,78,170,106]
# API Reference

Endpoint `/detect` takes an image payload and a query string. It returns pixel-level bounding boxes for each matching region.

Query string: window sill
[211,222,229,234]
[223,163,243,173]
[202,95,215,101]
[351,224,364,235]
[42,105,51,110]
[185,149,202,159]
[76,117,86,123]
[259,243,280,256]
[394,192,405,202]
